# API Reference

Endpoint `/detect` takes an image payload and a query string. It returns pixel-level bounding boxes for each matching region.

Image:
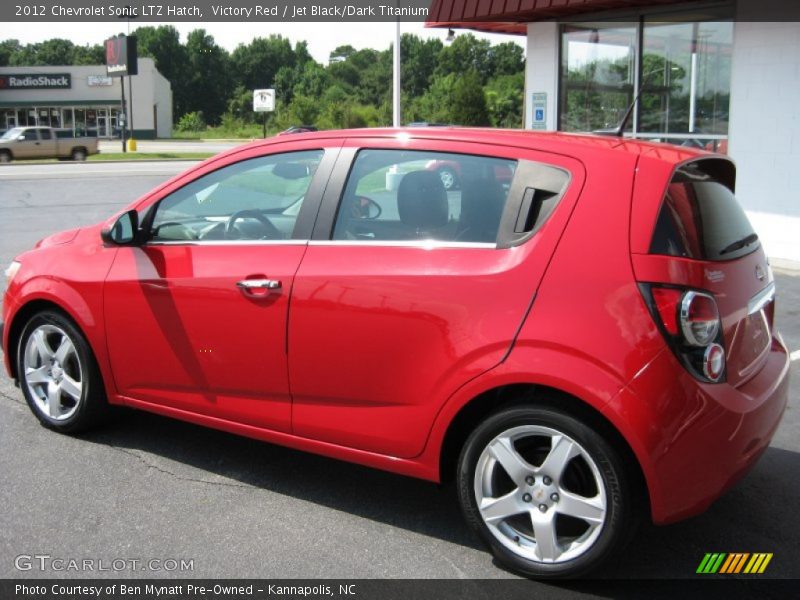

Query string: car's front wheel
[457,405,633,578]
[17,311,108,433]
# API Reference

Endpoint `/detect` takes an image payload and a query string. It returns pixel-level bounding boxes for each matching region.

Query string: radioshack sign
[0,73,71,89]
[105,35,138,76]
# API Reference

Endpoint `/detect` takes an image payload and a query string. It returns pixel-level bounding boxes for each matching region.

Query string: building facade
[430,0,800,262]
[0,57,172,139]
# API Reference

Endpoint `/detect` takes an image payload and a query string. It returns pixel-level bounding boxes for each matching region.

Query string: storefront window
[559,18,732,150]
[62,108,74,132]
[4,110,17,131]
[640,21,732,137]
[559,24,637,133]
[74,109,86,135]
[86,109,97,136]
[49,108,61,129]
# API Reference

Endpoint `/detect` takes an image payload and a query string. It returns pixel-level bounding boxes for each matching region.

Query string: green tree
[407,73,457,124]
[435,34,493,84]
[293,61,331,99]
[135,26,189,118]
[184,29,231,124]
[401,34,443,98]
[450,70,490,126]
[230,35,295,91]
[488,42,525,78]
[485,73,524,128]
[0,39,21,66]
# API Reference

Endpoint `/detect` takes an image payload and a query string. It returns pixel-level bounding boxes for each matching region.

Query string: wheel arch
[6,299,85,381]
[437,382,651,522]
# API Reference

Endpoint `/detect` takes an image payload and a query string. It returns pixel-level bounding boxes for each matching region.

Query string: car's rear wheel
[71,148,87,161]
[457,406,632,578]
[17,311,107,433]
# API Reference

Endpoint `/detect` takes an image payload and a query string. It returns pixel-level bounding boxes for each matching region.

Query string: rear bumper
[611,334,790,524]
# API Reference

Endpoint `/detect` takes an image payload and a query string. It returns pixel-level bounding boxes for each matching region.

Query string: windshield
[1,128,24,140]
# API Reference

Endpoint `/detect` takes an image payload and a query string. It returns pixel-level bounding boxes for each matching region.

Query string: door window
[149,150,324,242]
[332,150,516,244]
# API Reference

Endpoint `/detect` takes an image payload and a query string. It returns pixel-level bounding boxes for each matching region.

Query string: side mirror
[101,210,139,245]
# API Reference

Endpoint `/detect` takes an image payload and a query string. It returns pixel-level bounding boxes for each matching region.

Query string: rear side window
[332,149,516,244]
[650,160,757,261]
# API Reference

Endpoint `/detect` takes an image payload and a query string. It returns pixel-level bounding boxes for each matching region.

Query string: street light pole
[393,17,401,127]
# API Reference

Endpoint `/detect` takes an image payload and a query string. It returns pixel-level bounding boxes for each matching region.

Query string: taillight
[640,284,726,383]
[680,291,720,346]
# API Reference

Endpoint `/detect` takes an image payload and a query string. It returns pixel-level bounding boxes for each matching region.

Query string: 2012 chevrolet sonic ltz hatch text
[1,128,789,578]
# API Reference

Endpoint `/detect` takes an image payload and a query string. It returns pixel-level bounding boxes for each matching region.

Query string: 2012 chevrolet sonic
[1,128,789,578]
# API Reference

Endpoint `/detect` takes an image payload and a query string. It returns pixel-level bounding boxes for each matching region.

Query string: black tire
[71,148,87,161]
[457,406,633,579]
[0,150,12,163]
[438,166,458,191]
[17,310,108,434]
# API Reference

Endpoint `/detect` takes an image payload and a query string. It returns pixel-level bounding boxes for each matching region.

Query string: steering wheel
[225,210,282,239]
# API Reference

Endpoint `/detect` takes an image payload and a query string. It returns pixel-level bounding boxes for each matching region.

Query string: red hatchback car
[1,128,789,578]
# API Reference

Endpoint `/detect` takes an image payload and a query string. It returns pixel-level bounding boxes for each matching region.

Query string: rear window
[650,160,758,261]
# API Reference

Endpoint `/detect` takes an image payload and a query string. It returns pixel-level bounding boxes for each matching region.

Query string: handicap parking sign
[535,108,544,121]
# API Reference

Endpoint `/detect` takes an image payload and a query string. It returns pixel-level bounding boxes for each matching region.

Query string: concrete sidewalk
[98,139,247,155]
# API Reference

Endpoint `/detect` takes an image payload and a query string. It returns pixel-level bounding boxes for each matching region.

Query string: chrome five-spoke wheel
[18,311,107,433]
[23,323,84,421]
[475,425,606,564]
[458,406,632,578]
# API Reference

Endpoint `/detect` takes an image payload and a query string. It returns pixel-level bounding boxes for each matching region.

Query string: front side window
[332,150,516,244]
[150,150,324,242]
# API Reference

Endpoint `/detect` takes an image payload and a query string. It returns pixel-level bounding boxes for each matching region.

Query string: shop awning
[426,0,706,35]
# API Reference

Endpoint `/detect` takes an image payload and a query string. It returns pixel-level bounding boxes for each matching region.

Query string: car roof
[232,127,711,166]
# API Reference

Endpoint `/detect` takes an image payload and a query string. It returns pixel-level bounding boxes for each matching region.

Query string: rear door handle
[236,278,282,291]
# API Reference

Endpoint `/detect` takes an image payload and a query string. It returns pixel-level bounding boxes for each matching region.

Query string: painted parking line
[791,349,800,362]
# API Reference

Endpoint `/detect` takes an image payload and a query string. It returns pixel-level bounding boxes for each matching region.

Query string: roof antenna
[614,71,652,137]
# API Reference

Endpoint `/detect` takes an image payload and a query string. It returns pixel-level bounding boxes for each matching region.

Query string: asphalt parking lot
[0,161,798,586]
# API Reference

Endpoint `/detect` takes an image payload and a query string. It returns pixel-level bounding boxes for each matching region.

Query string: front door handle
[236,278,282,291]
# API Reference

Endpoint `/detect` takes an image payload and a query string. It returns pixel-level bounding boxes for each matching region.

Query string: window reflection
[559,24,637,133]
[640,21,732,136]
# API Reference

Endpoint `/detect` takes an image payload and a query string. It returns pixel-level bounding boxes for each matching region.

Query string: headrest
[397,170,449,230]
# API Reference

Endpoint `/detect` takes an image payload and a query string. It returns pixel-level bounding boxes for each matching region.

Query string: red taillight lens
[640,284,726,383]
[680,291,720,346]
[651,287,682,335]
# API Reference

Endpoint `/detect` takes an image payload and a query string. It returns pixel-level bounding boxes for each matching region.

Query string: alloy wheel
[23,324,84,421]
[473,424,607,564]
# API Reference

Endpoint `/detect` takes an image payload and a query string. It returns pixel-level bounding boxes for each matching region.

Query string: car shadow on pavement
[80,408,483,551]
[78,408,800,579]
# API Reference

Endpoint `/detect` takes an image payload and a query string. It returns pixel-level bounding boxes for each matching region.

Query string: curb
[770,257,800,274]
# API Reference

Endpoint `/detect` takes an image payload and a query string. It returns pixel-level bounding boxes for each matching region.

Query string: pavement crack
[105,445,254,491]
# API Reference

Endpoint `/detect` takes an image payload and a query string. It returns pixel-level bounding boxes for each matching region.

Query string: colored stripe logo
[697,553,773,574]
